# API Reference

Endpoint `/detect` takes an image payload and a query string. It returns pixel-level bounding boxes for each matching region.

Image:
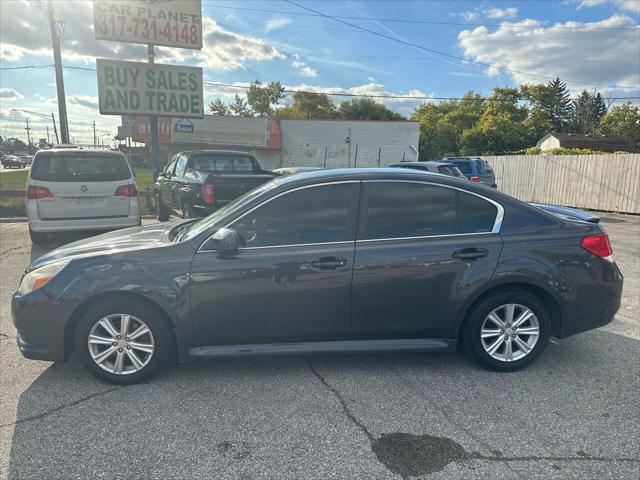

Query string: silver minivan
[26,147,140,243]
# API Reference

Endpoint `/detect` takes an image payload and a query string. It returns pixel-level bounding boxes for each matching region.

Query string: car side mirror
[211,227,238,255]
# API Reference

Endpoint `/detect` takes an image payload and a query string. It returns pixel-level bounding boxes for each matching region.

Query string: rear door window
[456,191,497,233]
[363,182,456,239]
[31,154,130,182]
[448,161,472,174]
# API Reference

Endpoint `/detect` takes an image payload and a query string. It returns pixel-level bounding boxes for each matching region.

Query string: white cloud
[0,88,23,100]
[458,15,640,92]
[578,0,640,12]
[292,60,318,77]
[484,7,518,19]
[451,11,480,21]
[264,17,293,33]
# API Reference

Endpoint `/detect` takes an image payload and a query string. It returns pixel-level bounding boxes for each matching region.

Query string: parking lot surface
[0,215,638,479]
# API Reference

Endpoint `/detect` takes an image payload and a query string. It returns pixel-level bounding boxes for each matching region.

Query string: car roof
[34,148,124,157]
[183,150,256,157]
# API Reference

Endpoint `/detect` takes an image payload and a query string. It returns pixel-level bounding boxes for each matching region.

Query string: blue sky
[1,0,639,144]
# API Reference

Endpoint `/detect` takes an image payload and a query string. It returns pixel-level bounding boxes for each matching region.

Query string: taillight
[581,233,613,258]
[114,184,138,197]
[202,184,215,204]
[26,185,53,199]
[470,176,480,183]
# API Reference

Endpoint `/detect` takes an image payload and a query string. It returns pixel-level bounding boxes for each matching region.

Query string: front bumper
[11,290,77,362]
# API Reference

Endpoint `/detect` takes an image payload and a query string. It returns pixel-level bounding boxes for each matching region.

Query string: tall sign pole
[148,44,160,177]
[47,0,69,144]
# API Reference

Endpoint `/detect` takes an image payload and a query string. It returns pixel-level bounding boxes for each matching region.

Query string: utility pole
[47,0,69,144]
[46,126,50,144]
[92,121,97,146]
[148,45,160,178]
[25,118,32,147]
[51,113,59,144]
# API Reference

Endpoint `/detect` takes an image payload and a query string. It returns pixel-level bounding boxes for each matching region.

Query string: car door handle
[452,248,489,260]
[311,257,348,270]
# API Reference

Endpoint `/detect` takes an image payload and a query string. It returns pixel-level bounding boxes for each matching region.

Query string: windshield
[31,154,131,182]
[179,180,279,241]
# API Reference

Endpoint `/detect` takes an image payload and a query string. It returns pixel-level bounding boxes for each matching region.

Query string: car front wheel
[155,192,170,222]
[463,289,551,372]
[74,298,172,384]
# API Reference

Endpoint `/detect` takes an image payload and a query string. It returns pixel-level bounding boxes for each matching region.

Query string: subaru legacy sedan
[12,169,622,384]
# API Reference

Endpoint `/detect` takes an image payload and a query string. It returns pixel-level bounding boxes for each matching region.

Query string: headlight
[18,260,70,296]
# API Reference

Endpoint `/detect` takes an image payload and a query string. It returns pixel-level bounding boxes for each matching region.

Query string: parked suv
[438,157,497,188]
[26,148,140,244]
[155,150,277,220]
[387,161,465,178]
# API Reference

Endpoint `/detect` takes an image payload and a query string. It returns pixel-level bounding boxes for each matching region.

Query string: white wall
[482,154,640,214]
[280,120,420,168]
[538,136,560,151]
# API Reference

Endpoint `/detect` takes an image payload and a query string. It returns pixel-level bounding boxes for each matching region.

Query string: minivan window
[31,154,130,182]
[365,183,456,239]
[232,183,355,247]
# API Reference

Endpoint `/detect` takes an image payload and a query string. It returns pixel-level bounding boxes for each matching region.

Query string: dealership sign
[93,0,202,49]
[96,59,204,118]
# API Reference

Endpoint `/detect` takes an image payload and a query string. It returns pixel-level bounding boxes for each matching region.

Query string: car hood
[28,223,179,272]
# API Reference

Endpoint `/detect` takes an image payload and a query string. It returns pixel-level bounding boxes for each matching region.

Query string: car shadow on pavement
[6,329,640,479]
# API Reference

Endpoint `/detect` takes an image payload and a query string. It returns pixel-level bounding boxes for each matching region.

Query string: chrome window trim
[196,178,504,253]
[363,179,504,235]
[197,180,360,252]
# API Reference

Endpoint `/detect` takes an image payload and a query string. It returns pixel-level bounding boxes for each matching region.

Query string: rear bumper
[557,260,624,338]
[28,215,141,233]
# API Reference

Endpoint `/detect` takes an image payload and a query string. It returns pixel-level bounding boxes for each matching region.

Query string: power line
[204,3,640,30]
[2,65,639,101]
[284,0,639,89]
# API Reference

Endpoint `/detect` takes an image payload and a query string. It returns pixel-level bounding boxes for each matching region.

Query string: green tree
[208,98,229,116]
[601,102,640,149]
[246,80,285,117]
[229,94,252,117]
[570,90,607,134]
[459,87,529,155]
[276,92,338,119]
[338,98,404,120]
[520,83,555,141]
[548,77,572,132]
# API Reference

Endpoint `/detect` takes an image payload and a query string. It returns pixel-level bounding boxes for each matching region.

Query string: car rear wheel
[74,298,172,384]
[463,289,551,372]
[155,192,170,222]
[181,201,195,219]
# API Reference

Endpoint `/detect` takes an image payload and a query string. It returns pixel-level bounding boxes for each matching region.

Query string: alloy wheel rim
[480,303,540,362]
[87,314,155,375]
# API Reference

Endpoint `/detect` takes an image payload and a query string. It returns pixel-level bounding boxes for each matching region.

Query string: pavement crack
[0,386,122,429]
[305,359,373,442]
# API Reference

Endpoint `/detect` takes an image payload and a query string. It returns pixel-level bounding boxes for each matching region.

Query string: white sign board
[97,58,204,118]
[93,0,202,49]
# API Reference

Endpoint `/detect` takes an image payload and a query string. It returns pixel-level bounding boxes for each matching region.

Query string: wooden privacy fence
[482,154,640,214]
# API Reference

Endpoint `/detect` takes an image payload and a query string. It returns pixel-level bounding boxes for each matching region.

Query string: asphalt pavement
[0,215,638,480]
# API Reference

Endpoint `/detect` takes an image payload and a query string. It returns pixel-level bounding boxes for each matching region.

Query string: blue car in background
[437,157,497,188]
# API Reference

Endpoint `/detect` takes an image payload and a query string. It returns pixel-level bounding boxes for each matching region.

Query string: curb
[0,215,157,223]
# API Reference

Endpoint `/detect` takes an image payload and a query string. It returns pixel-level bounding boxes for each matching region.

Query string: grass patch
[0,198,26,217]
[133,168,155,190]
[0,170,28,190]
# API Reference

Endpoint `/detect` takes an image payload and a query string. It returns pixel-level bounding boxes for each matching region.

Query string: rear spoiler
[529,203,600,223]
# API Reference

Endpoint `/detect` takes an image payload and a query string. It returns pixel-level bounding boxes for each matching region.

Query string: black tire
[462,288,551,372]
[29,228,49,245]
[156,192,170,222]
[181,201,195,219]
[73,297,172,384]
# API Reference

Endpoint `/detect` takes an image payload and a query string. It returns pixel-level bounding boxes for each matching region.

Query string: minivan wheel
[29,228,48,245]
[74,298,171,384]
[463,289,551,372]
[155,192,170,222]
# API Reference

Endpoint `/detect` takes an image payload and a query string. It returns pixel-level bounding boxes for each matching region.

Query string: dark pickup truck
[154,150,277,221]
